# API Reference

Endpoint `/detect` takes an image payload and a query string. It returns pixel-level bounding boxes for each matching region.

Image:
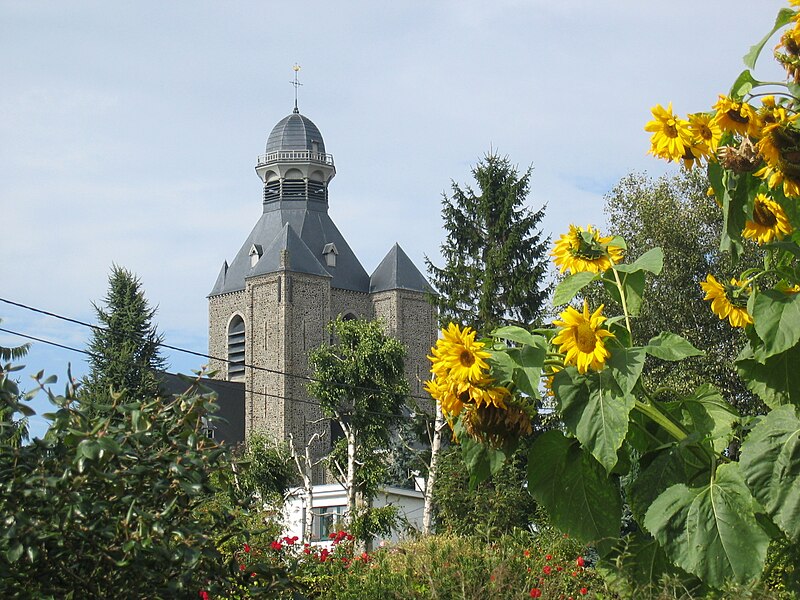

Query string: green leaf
[739,405,800,542]
[736,341,800,409]
[643,462,769,587]
[613,247,664,275]
[752,289,800,358]
[554,369,634,473]
[729,70,763,100]
[602,269,645,316]
[743,8,796,69]
[599,531,692,594]
[607,347,646,395]
[490,326,543,348]
[6,543,23,564]
[527,430,622,544]
[628,444,699,524]
[509,343,546,397]
[553,271,597,306]
[461,435,506,490]
[679,384,739,455]
[645,332,704,361]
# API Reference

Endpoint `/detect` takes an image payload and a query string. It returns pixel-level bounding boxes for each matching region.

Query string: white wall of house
[282,483,425,546]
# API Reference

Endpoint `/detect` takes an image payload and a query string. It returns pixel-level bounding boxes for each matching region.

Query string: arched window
[227,316,245,381]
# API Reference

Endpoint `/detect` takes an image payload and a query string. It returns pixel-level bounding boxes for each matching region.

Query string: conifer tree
[426,152,550,335]
[82,266,166,407]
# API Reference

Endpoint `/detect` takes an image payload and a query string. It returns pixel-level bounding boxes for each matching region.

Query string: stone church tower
[207,107,437,459]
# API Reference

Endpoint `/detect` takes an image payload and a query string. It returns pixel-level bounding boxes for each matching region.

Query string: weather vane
[292,64,302,113]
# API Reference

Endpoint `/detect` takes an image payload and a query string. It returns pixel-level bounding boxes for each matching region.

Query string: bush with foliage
[0,363,296,599]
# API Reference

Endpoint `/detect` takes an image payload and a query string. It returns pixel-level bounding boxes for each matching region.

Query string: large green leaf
[613,247,664,275]
[645,332,704,361]
[627,444,700,524]
[490,326,543,348]
[736,341,800,409]
[743,8,796,69]
[527,430,622,544]
[643,463,769,587]
[460,434,506,490]
[508,343,546,397]
[739,405,800,542]
[679,384,740,454]
[602,269,646,316]
[607,347,646,395]
[552,271,597,306]
[751,289,800,358]
[729,69,764,100]
[554,369,633,473]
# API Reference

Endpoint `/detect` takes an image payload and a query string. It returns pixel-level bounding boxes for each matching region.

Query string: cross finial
[291,64,302,114]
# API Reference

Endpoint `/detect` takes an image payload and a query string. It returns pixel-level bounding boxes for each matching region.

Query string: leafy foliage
[426,152,551,335]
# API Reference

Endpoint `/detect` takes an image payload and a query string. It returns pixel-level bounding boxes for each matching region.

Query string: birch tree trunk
[422,401,444,535]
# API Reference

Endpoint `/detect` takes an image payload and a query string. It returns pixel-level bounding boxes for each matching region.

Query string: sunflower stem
[633,399,687,443]
[609,266,632,336]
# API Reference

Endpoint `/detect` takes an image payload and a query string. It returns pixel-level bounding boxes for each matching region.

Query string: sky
[1,0,791,438]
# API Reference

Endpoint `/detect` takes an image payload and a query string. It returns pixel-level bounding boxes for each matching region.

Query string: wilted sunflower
[713,96,760,137]
[552,301,615,374]
[645,103,693,162]
[700,274,753,328]
[551,224,624,274]
[428,323,491,383]
[743,194,793,244]
[462,401,533,448]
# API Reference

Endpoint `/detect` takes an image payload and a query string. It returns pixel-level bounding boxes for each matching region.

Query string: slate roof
[370,243,435,294]
[266,112,326,154]
[209,200,369,295]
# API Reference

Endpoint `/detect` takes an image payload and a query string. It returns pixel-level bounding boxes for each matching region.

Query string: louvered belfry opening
[227,316,246,381]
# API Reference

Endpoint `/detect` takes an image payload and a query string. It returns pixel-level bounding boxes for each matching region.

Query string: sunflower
[700,274,753,328]
[551,224,624,275]
[755,163,800,198]
[755,114,800,168]
[713,96,759,137]
[645,103,693,162]
[428,323,491,383]
[462,401,533,448]
[552,301,615,374]
[743,194,793,244]
[688,112,722,158]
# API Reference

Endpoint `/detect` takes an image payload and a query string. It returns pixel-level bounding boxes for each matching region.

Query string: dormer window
[249,244,262,268]
[322,243,338,267]
[311,140,319,154]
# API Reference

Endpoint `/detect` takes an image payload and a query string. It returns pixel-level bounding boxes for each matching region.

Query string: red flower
[243,543,251,553]
[580,588,588,596]
[523,549,531,558]
[198,591,209,600]
[530,589,542,598]
[361,552,369,562]
[239,563,246,571]
[319,548,330,562]
[576,556,585,567]
[490,574,496,582]
[545,554,552,561]
[543,565,552,575]
[270,541,282,551]
[556,565,563,571]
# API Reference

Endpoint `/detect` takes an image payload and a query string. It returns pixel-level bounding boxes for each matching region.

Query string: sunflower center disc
[575,323,597,353]
[459,350,476,367]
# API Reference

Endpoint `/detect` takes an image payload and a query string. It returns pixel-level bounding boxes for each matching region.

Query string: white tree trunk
[422,401,444,535]
[345,424,357,524]
[289,432,320,544]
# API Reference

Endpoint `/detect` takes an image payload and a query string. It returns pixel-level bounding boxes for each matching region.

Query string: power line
[0,326,424,423]
[0,296,436,404]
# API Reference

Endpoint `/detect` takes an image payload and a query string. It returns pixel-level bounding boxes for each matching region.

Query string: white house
[282,483,425,545]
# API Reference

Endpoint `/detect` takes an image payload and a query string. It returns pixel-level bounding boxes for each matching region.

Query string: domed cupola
[255,109,336,208]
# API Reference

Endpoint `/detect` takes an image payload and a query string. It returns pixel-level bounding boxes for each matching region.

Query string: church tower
[207,106,437,464]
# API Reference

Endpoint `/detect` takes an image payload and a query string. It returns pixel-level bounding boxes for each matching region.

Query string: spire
[291,64,302,114]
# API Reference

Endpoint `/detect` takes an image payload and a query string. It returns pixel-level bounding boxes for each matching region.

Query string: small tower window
[249,244,262,268]
[322,243,338,267]
[227,316,246,381]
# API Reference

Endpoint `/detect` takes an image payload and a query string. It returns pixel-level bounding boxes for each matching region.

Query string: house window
[313,505,345,540]
[227,316,245,381]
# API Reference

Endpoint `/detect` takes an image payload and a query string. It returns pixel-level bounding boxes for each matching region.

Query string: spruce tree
[425,152,550,335]
[82,266,166,407]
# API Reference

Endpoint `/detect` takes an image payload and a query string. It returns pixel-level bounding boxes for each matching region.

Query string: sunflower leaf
[751,289,800,358]
[490,326,545,348]
[554,369,634,473]
[643,463,769,587]
[743,8,795,69]
[729,70,763,100]
[527,430,622,545]
[613,247,664,275]
[602,269,645,316]
[645,332,704,361]
[460,435,506,490]
[553,271,597,306]
[739,405,800,542]
[736,340,800,409]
